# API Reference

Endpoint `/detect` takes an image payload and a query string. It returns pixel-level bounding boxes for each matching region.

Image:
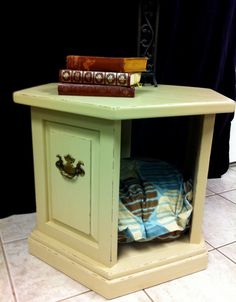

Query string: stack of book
[58,55,148,98]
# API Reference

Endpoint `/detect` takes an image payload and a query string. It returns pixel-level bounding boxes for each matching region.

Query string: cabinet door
[31,108,121,266]
[48,122,96,235]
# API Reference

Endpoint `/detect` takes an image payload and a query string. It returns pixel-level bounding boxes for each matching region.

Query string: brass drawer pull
[55,154,85,179]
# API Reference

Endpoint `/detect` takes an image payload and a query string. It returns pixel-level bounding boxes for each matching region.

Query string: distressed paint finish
[13,83,235,299]
[30,108,121,266]
[14,83,235,120]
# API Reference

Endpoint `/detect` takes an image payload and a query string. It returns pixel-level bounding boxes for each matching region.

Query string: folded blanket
[118,159,193,243]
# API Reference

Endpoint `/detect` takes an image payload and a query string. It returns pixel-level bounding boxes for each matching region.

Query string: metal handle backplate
[55,154,85,180]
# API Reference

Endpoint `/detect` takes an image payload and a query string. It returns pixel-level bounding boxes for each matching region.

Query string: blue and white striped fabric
[118,159,193,243]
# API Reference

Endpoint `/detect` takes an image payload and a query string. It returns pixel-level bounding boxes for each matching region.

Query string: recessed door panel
[46,121,99,239]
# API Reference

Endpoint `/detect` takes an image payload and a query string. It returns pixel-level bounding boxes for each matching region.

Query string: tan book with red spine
[66,55,148,72]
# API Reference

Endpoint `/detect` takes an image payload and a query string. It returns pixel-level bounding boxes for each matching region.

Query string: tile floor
[1,165,236,302]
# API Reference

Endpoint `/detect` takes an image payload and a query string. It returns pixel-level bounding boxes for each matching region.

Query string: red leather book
[58,83,135,97]
[66,55,148,72]
[59,69,141,87]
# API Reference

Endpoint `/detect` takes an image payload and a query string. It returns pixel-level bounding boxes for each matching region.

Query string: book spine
[58,83,135,97]
[59,69,132,86]
[66,56,125,72]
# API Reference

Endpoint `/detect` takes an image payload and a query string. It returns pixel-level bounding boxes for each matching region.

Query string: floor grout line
[1,242,17,302]
[216,248,236,265]
[55,289,92,302]
[205,240,236,252]
[205,191,236,206]
[215,240,236,249]
[1,237,29,246]
[217,188,236,194]
[205,241,216,250]
[206,186,236,193]
[214,193,236,205]
[143,289,155,302]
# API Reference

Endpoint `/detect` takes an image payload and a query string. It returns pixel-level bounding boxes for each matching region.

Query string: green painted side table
[13,83,235,299]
